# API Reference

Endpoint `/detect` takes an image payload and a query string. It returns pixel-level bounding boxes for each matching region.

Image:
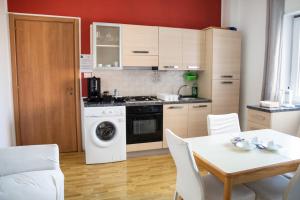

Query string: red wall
[8,0,221,54]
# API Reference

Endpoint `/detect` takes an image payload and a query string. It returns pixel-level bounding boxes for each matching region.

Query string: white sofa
[0,144,64,200]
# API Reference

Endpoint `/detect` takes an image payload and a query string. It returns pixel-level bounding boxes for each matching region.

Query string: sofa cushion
[0,169,64,200]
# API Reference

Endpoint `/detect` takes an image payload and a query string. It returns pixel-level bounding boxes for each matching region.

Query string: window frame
[289,16,300,102]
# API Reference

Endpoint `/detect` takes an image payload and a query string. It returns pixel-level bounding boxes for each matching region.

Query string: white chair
[0,144,64,200]
[245,165,300,200]
[207,113,241,135]
[166,129,255,200]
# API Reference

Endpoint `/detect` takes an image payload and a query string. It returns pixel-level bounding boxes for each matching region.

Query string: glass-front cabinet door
[91,23,121,69]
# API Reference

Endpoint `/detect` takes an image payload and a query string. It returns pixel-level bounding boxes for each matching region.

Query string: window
[290,16,300,98]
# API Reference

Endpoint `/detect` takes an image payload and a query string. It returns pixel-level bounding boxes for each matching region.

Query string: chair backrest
[207,113,241,135]
[284,165,300,200]
[166,129,205,200]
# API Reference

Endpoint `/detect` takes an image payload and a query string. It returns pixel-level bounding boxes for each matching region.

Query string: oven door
[126,113,162,144]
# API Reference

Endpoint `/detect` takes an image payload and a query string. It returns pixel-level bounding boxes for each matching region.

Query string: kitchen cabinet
[163,104,188,147]
[91,23,121,69]
[182,29,206,70]
[122,24,159,67]
[188,103,211,137]
[198,28,241,114]
[163,103,212,147]
[212,80,240,114]
[247,107,300,135]
[159,27,183,70]
[212,29,241,79]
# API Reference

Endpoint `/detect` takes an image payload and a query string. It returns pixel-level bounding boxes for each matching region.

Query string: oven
[126,105,163,144]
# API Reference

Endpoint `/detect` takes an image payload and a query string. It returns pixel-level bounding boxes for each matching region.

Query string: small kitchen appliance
[87,76,101,101]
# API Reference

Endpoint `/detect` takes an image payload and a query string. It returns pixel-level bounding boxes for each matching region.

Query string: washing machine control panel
[84,106,126,118]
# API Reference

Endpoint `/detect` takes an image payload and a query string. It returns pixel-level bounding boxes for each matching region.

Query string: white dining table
[185,129,300,200]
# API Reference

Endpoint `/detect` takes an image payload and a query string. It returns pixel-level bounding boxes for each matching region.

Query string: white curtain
[261,0,285,101]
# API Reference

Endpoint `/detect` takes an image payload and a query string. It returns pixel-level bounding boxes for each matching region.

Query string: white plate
[235,141,256,151]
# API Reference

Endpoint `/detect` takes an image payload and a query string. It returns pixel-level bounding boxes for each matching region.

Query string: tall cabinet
[198,28,241,114]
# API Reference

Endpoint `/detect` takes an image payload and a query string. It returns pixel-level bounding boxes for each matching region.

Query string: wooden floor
[60,152,177,200]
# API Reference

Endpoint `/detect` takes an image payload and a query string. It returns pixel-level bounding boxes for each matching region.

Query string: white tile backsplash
[93,70,196,96]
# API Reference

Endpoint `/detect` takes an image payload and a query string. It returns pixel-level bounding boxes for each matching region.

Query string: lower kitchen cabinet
[247,107,300,136]
[163,103,211,148]
[188,103,211,137]
[163,104,188,148]
[212,79,240,114]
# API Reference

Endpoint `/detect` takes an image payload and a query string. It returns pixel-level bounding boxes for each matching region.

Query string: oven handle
[126,113,163,117]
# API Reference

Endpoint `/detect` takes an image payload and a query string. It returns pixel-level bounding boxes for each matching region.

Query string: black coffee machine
[87,76,101,101]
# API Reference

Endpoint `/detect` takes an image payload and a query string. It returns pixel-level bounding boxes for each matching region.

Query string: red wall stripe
[8,0,221,97]
[8,0,221,54]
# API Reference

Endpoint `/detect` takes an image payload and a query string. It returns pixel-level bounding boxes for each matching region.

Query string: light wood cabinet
[247,108,300,136]
[91,23,121,69]
[212,80,240,114]
[122,24,159,67]
[188,103,211,137]
[182,29,206,70]
[163,103,212,147]
[212,29,241,79]
[198,28,241,115]
[159,27,183,70]
[163,104,188,147]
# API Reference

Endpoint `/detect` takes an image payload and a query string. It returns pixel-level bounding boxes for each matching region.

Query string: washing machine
[84,106,126,164]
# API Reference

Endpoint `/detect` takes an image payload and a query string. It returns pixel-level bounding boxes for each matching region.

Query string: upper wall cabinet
[91,23,122,69]
[159,27,205,71]
[212,29,241,79]
[182,29,206,70]
[122,24,159,67]
[159,27,183,70]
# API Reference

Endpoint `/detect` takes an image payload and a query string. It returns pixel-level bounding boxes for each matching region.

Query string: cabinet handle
[168,106,183,109]
[164,66,179,69]
[221,75,233,78]
[188,66,200,69]
[221,81,233,84]
[193,105,207,108]
[132,51,149,54]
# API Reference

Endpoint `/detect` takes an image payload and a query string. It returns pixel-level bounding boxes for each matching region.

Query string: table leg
[224,177,232,200]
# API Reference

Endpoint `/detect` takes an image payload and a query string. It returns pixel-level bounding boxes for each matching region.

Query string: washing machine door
[91,119,120,147]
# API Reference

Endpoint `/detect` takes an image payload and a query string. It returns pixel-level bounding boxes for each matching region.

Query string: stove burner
[125,96,158,102]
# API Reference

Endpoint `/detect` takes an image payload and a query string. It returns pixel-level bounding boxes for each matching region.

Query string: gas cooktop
[84,95,162,105]
[123,96,160,103]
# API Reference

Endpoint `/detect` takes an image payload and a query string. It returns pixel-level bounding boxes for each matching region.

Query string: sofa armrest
[0,144,60,176]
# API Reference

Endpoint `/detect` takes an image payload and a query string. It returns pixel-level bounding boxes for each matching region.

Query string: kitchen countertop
[84,98,212,107]
[247,105,300,113]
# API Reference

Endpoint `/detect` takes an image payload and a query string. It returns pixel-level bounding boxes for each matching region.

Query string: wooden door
[122,24,158,67]
[163,104,188,147]
[187,103,211,137]
[182,29,205,70]
[212,29,241,79]
[159,27,183,70]
[10,14,81,152]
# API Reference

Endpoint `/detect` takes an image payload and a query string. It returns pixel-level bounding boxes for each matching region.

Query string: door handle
[66,87,74,95]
